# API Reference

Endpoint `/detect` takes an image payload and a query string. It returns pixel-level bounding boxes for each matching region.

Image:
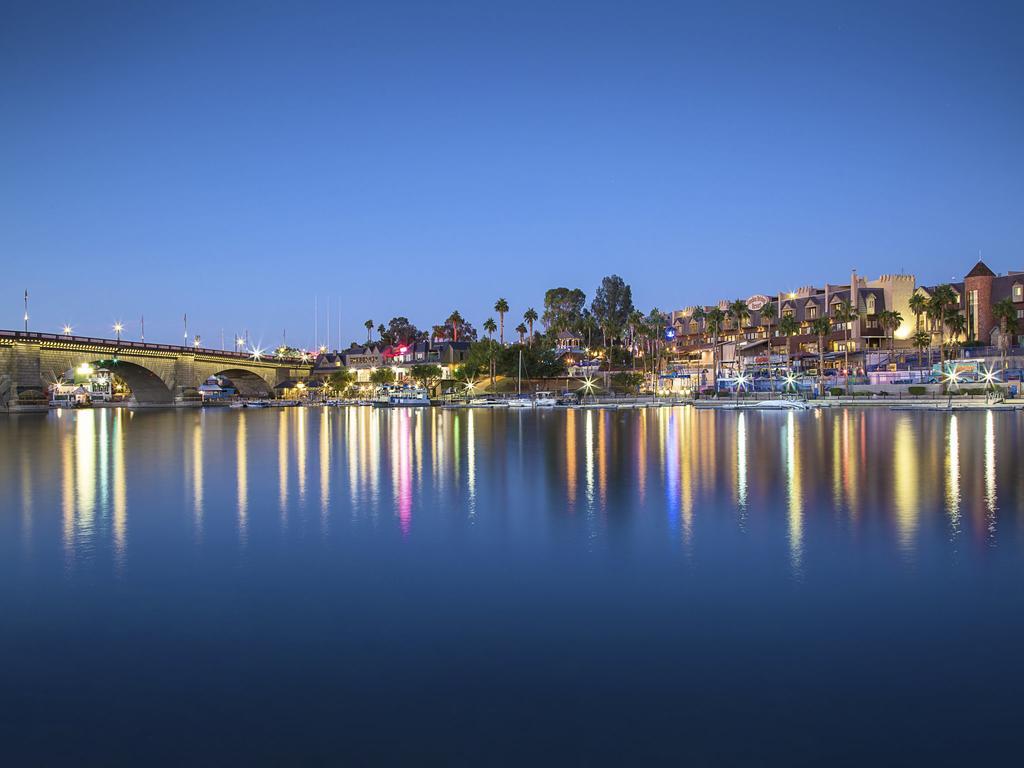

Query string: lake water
[2,405,1023,764]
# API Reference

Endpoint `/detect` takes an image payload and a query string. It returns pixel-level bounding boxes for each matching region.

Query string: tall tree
[912,330,931,379]
[591,275,634,354]
[542,287,586,333]
[494,298,509,345]
[515,323,527,344]
[385,317,421,346]
[702,307,726,390]
[364,319,373,343]
[446,311,464,343]
[483,317,497,340]
[523,308,538,345]
[376,323,386,341]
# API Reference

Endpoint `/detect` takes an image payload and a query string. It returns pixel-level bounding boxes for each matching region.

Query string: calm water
[2,405,1024,764]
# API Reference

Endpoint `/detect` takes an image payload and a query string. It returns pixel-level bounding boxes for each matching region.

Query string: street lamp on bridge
[113,321,123,343]
[62,324,73,336]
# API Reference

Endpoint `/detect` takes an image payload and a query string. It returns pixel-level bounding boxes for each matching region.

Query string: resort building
[667,261,1023,380]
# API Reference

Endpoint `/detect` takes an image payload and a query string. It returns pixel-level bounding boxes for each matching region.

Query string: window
[807,305,818,319]
[1014,283,1023,302]
[967,290,978,340]
[1017,309,1024,320]
[865,295,876,314]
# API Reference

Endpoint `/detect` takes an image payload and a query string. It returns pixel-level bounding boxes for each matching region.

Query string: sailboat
[507,349,535,407]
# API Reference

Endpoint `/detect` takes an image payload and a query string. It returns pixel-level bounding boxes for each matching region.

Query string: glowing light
[249,346,265,361]
[734,372,750,391]
[193,337,201,348]
[578,375,598,394]
[787,292,796,299]
[784,372,798,392]
[62,324,73,336]
[981,365,1001,388]
[76,363,94,376]
[319,345,327,353]
[464,378,477,393]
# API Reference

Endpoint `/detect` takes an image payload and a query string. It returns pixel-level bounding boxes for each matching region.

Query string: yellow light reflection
[75,411,97,542]
[585,410,595,511]
[984,410,996,537]
[946,414,960,537]
[296,407,307,502]
[113,410,127,560]
[892,416,918,558]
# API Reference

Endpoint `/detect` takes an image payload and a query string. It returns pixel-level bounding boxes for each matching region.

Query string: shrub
[908,386,926,396]
[829,387,844,397]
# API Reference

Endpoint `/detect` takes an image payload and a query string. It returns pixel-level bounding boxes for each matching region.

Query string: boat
[469,396,507,407]
[749,399,812,411]
[505,350,535,407]
[372,384,430,407]
[535,391,557,407]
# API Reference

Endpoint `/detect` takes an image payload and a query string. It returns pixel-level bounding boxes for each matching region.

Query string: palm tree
[992,298,1019,376]
[908,292,927,334]
[494,298,509,345]
[515,322,527,344]
[927,285,957,363]
[728,299,750,338]
[327,369,355,397]
[880,309,904,359]
[831,299,856,393]
[523,308,538,345]
[376,323,386,342]
[778,314,800,391]
[446,311,464,343]
[946,312,966,360]
[912,330,931,379]
[483,318,498,386]
[810,316,832,397]
[364,319,373,343]
[703,307,725,391]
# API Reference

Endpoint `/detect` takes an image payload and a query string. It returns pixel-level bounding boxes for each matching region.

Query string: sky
[3,0,1023,349]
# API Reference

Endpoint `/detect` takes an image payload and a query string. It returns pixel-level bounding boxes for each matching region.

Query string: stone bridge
[0,330,310,407]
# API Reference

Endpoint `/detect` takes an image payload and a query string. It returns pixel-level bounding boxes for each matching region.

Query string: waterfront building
[668,269,916,377]
[917,261,1024,348]
[312,340,471,384]
[666,260,1024,384]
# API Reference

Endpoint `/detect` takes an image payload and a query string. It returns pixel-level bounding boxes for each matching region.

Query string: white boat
[535,391,557,407]
[372,384,430,407]
[749,399,812,411]
[505,350,534,407]
[469,396,507,408]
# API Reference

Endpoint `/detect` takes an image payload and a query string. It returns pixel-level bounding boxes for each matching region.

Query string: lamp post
[63,324,72,336]
[23,290,28,332]
[113,321,123,343]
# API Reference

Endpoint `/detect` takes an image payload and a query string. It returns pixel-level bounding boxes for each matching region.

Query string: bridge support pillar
[1,342,42,408]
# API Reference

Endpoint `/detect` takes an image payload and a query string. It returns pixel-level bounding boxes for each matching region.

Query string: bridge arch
[212,368,273,397]
[54,359,175,404]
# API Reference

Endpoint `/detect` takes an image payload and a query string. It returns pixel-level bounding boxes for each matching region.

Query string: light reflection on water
[13,405,1024,575]
[5,405,1024,763]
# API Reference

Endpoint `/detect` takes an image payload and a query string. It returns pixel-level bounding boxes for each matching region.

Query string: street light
[62,324,73,336]
[193,335,201,349]
[113,321,123,342]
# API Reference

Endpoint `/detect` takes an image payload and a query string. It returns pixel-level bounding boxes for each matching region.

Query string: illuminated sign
[747,294,771,311]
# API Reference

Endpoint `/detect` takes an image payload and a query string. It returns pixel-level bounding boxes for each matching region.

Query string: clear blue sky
[3,0,1022,348]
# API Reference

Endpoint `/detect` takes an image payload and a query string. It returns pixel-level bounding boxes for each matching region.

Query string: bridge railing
[0,329,304,363]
